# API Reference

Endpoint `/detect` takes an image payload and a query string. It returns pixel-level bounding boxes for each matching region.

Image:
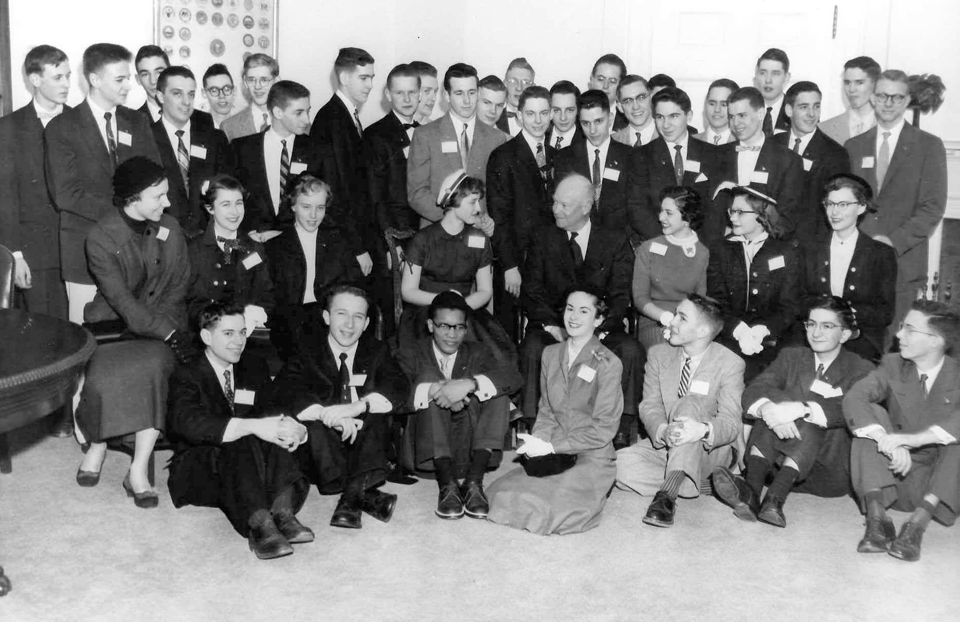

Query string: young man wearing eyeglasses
[220,53,279,142]
[846,69,947,332]
[395,291,522,519]
[201,63,238,129]
[497,58,535,136]
[612,75,656,148]
[843,299,960,562]
[712,296,874,528]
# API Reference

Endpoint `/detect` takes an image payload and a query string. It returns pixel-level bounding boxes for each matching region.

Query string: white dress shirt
[520,129,546,162]
[162,117,192,156]
[295,223,318,304]
[664,134,691,177]
[875,117,906,158]
[551,127,577,150]
[336,90,362,132]
[568,218,591,259]
[848,108,877,138]
[250,103,270,133]
[86,98,119,153]
[787,128,815,156]
[703,127,731,145]
[631,121,658,147]
[449,112,477,151]
[33,98,64,128]
[205,350,234,399]
[829,230,859,296]
[588,137,611,183]
[736,135,766,186]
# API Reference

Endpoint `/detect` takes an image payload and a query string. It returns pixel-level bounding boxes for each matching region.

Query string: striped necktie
[223,369,235,413]
[175,129,190,191]
[460,123,470,169]
[678,356,692,397]
[279,138,290,198]
[104,112,118,168]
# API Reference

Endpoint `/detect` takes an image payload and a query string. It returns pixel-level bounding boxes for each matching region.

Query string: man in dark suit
[134,45,168,124]
[846,69,947,329]
[553,89,631,235]
[520,174,643,440]
[478,75,508,131]
[486,85,555,341]
[611,75,657,148]
[167,302,312,560]
[626,87,727,244]
[269,285,409,530]
[694,78,739,146]
[588,54,629,132]
[754,48,792,137]
[151,66,233,240]
[843,300,960,562]
[220,53,278,142]
[497,57,535,136]
[396,291,522,519]
[201,63,239,130]
[45,43,160,325]
[545,80,584,151]
[771,81,851,244]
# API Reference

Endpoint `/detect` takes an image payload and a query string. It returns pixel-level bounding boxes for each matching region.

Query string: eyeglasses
[206,85,234,97]
[434,322,468,333]
[875,93,907,105]
[244,77,274,87]
[898,322,938,337]
[506,78,535,89]
[727,209,757,218]
[620,93,649,106]
[823,200,862,211]
[804,320,842,332]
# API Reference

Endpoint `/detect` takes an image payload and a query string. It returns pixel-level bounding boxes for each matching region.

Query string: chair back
[0,245,15,309]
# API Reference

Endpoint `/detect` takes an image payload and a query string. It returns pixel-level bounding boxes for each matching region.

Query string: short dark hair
[564,286,610,324]
[648,74,676,91]
[616,74,649,100]
[707,78,740,94]
[550,80,581,99]
[199,301,246,331]
[440,175,485,209]
[201,174,246,211]
[843,56,881,82]
[659,186,703,230]
[24,45,68,76]
[157,66,195,93]
[506,57,535,75]
[728,187,786,238]
[910,300,960,355]
[478,74,506,93]
[443,63,478,92]
[822,173,874,213]
[518,85,550,110]
[727,86,764,110]
[878,69,909,87]
[784,81,821,107]
[591,54,626,79]
[135,45,169,69]
[757,48,790,73]
[324,284,372,314]
[429,290,471,321]
[243,53,279,77]
[82,43,132,83]
[334,47,375,78]
[202,63,233,87]
[578,89,610,114]
[807,295,859,333]
[267,80,310,113]
[687,294,724,338]
[284,173,332,208]
[409,60,437,79]
[386,63,420,89]
[652,87,692,114]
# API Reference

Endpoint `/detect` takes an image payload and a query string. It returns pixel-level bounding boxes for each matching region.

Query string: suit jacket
[639,341,744,450]
[819,111,864,146]
[716,139,805,239]
[845,123,947,287]
[485,134,555,270]
[406,114,509,225]
[0,103,69,271]
[45,101,160,283]
[151,118,234,239]
[771,105,790,135]
[707,237,802,341]
[545,125,585,151]
[553,139,631,234]
[364,112,419,233]
[625,136,727,243]
[220,106,262,142]
[772,129,850,242]
[521,223,633,333]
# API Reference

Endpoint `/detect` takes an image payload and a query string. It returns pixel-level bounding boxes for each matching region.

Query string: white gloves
[516,433,555,458]
[733,322,769,356]
[659,311,675,327]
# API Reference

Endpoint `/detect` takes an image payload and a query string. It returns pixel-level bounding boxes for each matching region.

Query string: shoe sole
[757,511,786,528]
[435,509,464,519]
[857,539,892,553]
[464,508,488,519]
[641,515,673,528]
[888,546,920,562]
[249,542,294,560]
[284,532,315,544]
[712,471,757,522]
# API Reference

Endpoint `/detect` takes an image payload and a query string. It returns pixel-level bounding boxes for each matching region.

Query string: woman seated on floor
[75,157,195,509]
[486,287,624,535]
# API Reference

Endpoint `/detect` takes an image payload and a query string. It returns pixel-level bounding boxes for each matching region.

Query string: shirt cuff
[804,402,828,428]
[362,391,393,413]
[414,383,433,410]
[747,398,770,418]
[12,251,23,259]
[930,425,958,445]
[654,423,668,448]
[854,424,886,440]
[474,375,497,402]
[701,421,715,448]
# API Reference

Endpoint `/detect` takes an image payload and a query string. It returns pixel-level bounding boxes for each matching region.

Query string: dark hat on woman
[113,156,166,207]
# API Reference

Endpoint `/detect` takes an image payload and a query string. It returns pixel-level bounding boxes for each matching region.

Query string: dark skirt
[76,340,175,443]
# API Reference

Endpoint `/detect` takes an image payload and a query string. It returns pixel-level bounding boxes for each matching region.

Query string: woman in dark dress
[398,170,515,362]
[75,157,193,508]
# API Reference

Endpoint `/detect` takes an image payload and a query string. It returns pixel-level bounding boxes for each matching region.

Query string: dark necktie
[460,123,470,169]
[635,131,642,147]
[592,148,602,204]
[555,135,563,150]
[175,129,190,191]
[678,356,691,397]
[815,363,825,381]
[353,109,364,137]
[569,231,584,268]
[535,142,546,168]
[339,352,351,403]
[762,106,774,137]
[793,137,802,154]
[920,373,929,400]
[713,135,721,145]
[223,369,235,413]
[279,138,290,199]
[104,112,118,168]
[877,131,891,191]
[261,112,270,133]
[673,144,684,185]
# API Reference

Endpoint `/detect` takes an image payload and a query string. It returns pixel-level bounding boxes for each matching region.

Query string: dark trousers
[748,419,827,481]
[410,394,511,475]
[15,267,67,320]
[492,261,521,344]
[297,413,387,494]
[168,436,309,537]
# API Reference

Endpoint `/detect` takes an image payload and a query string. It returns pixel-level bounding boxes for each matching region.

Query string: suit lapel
[199,358,233,416]
[856,127,879,190]
[880,123,915,195]
[80,101,113,174]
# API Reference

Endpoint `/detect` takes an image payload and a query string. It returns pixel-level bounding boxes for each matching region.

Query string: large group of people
[0,38,953,564]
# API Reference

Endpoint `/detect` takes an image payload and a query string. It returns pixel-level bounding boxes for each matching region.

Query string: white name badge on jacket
[117,130,132,146]
[861,156,875,169]
[441,141,459,153]
[349,374,368,387]
[290,162,307,175]
[242,252,262,270]
[190,145,208,159]
[649,242,668,256]
[156,226,170,241]
[768,255,785,271]
[577,366,596,383]
[467,236,485,249]
[690,380,710,395]
[802,158,813,172]
[750,171,768,184]
[810,379,843,398]
[603,168,620,182]
[235,389,256,405]
[685,160,701,173]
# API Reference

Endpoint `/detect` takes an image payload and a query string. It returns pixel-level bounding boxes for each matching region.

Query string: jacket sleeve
[711,353,746,447]
[485,148,519,270]
[167,365,231,445]
[817,356,876,429]
[600,233,634,332]
[888,135,947,257]
[842,358,895,432]
[549,355,624,454]
[0,119,20,251]
[267,352,335,415]
[638,350,668,443]
[741,348,792,412]
[45,119,112,222]
[766,244,803,339]
[520,234,559,326]
[406,129,444,223]
[364,345,410,412]
[475,344,524,396]
[626,149,660,241]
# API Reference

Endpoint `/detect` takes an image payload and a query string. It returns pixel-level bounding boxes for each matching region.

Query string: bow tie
[402,121,420,130]
[217,236,247,263]
[736,145,762,152]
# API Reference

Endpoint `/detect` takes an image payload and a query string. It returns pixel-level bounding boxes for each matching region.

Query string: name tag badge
[750,171,769,185]
[861,156,875,169]
[467,235,485,249]
[349,373,367,387]
[290,162,307,175]
[685,160,701,174]
[695,172,708,183]
[235,389,256,405]
[690,380,710,395]
[190,144,208,159]
[649,242,668,256]
[441,141,459,153]
[810,379,842,398]
[577,366,596,383]
[768,255,785,271]
[403,146,410,159]
[242,252,262,270]
[802,157,813,172]
[156,226,170,241]
[117,130,132,146]
[602,168,620,182]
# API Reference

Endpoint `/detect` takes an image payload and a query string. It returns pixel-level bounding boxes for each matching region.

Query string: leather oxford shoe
[330,494,363,529]
[642,491,676,527]
[362,489,398,523]
[758,494,786,528]
[857,516,896,553]
[274,513,314,544]
[461,480,489,519]
[248,521,293,560]
[888,522,924,562]
[712,467,759,522]
[436,483,464,519]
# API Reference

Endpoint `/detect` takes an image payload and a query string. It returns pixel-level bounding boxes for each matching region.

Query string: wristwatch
[362,398,371,414]
[469,377,480,394]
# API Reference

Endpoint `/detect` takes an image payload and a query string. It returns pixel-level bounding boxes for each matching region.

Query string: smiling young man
[477,75,509,130]
[820,56,882,145]
[612,75,657,148]
[588,53,629,131]
[201,63,238,129]
[753,48,792,136]
[694,78,739,146]
[220,53,279,142]
[410,60,439,125]
[546,80,583,151]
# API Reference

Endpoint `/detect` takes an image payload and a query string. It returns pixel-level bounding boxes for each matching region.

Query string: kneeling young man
[397,291,522,519]
[616,295,744,527]
[843,300,960,562]
[713,296,874,527]
[167,302,312,560]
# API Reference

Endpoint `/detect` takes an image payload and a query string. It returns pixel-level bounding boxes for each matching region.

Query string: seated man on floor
[713,296,875,528]
[616,295,744,527]
[268,285,409,530]
[167,302,313,560]
[396,291,522,520]
[843,300,960,562]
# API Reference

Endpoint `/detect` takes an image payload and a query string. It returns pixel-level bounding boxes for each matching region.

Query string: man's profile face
[341,63,375,105]
[202,314,248,366]
[31,61,72,106]
[551,178,592,231]
[323,292,370,349]
[579,106,613,147]
[704,86,733,131]
[128,179,171,222]
[550,93,578,133]
[667,299,703,347]
[417,75,439,119]
[158,75,197,127]
[727,99,763,142]
[136,56,168,99]
[446,76,479,120]
[273,96,311,135]
[617,81,652,129]
[476,87,506,127]
[428,308,468,355]
[753,59,789,102]
[91,61,132,107]
[386,75,421,119]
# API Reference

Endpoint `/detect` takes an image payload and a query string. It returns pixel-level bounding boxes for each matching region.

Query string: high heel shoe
[122,474,159,509]
[76,467,101,487]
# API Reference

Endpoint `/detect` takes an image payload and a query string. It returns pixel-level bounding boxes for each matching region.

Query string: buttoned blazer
[364,112,419,233]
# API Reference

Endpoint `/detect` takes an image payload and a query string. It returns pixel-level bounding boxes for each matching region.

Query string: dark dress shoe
[888,522,924,562]
[122,475,159,509]
[330,494,363,529]
[712,467,759,522]
[461,480,489,519]
[436,483,464,519]
[274,513,314,544]
[642,491,676,527]
[758,494,786,528]
[362,489,398,523]
[248,521,294,560]
[76,467,101,488]
[612,432,630,451]
[50,413,74,438]
[857,516,896,553]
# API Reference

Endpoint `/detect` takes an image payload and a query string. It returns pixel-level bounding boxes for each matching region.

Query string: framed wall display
[154,0,278,109]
